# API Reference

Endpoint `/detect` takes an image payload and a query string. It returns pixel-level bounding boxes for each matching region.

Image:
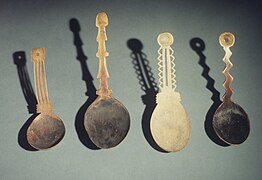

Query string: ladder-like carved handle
[157,32,176,91]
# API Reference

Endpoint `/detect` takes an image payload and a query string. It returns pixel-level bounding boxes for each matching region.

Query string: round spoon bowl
[150,99,190,152]
[213,101,250,145]
[27,114,65,150]
[84,96,130,149]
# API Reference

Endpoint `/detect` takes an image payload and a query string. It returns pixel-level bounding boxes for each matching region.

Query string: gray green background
[1,0,262,179]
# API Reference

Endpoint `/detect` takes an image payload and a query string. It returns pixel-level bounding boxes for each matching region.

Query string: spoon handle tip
[32,48,45,62]
[219,32,235,48]
[157,32,174,47]
[96,12,108,28]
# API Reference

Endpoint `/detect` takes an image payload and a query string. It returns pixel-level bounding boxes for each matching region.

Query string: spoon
[213,32,250,145]
[84,12,130,149]
[150,32,191,152]
[27,48,65,150]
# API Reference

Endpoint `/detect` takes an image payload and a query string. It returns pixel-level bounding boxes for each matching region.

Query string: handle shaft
[157,32,176,92]
[32,48,52,113]
[219,32,235,102]
[96,12,112,97]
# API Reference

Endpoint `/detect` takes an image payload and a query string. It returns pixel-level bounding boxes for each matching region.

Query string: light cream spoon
[27,48,65,150]
[150,32,190,152]
[84,12,130,149]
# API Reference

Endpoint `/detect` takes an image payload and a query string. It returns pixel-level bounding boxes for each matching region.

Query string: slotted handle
[32,48,52,114]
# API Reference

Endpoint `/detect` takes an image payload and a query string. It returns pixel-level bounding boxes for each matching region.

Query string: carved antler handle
[96,12,112,97]
[219,32,235,102]
[156,32,181,104]
[157,32,176,92]
[32,48,52,114]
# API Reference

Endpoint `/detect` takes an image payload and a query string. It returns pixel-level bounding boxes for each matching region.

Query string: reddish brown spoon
[27,48,65,150]
[213,32,250,145]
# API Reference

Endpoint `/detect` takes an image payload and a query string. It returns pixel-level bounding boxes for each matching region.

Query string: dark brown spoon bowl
[213,100,250,145]
[84,96,130,149]
[27,114,65,150]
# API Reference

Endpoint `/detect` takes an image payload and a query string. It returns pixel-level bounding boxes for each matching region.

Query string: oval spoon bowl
[213,101,250,145]
[150,99,190,152]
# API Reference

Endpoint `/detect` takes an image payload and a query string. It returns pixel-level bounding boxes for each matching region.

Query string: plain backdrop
[0,0,262,179]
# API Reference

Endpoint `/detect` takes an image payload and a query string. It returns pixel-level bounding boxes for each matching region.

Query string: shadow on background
[190,38,229,147]
[127,39,167,153]
[69,18,100,150]
[14,51,38,151]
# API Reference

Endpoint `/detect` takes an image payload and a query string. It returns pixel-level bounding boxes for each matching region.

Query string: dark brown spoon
[213,32,250,145]
[84,12,130,149]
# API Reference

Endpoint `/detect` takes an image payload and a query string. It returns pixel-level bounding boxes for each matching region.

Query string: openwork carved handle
[96,12,112,97]
[157,33,176,91]
[219,32,235,102]
[32,48,52,114]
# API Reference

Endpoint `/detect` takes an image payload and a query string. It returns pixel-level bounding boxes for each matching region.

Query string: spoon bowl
[27,113,65,149]
[150,94,190,152]
[84,96,130,148]
[213,101,250,145]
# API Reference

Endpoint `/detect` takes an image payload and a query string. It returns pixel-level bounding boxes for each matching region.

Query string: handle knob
[157,32,174,47]
[96,12,108,28]
[219,32,235,47]
[32,48,45,62]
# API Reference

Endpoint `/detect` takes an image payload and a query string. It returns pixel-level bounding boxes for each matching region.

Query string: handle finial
[219,32,235,47]
[32,48,45,62]
[96,12,108,28]
[157,33,174,47]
